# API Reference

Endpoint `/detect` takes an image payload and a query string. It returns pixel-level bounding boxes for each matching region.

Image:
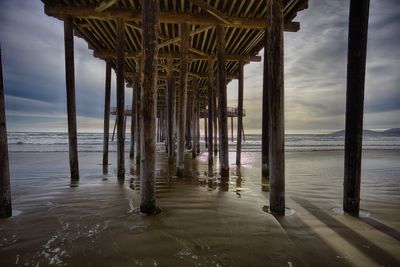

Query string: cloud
[1,0,399,133]
[228,0,400,133]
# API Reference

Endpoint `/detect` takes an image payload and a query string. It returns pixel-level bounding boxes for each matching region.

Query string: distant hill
[383,128,400,135]
[329,128,400,136]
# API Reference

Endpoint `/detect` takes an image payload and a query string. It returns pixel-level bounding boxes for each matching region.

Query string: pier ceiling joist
[42,0,308,107]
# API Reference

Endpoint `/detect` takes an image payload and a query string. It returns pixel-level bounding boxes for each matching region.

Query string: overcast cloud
[1,0,399,133]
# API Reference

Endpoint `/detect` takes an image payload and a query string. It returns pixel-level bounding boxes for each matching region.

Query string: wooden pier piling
[0,45,12,218]
[262,26,270,178]
[139,0,158,214]
[216,24,229,179]
[192,80,199,159]
[167,59,175,164]
[207,60,214,165]
[204,117,208,148]
[176,23,189,177]
[64,15,79,181]
[236,61,244,165]
[213,85,218,155]
[130,70,138,159]
[116,18,125,180]
[102,61,112,173]
[343,0,370,216]
[135,61,142,167]
[231,116,233,142]
[267,0,285,215]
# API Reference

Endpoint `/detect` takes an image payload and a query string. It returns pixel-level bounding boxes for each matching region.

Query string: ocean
[3,133,400,266]
[7,132,400,152]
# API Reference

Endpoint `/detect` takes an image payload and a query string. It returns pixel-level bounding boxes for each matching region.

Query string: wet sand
[1,150,399,266]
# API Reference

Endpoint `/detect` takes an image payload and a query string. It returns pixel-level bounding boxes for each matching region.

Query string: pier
[1,0,369,218]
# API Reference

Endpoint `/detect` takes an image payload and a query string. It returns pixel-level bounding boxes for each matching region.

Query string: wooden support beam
[343,0,370,216]
[140,0,158,215]
[129,69,139,159]
[167,59,175,164]
[284,0,309,22]
[112,116,117,141]
[176,23,190,177]
[189,0,232,25]
[0,45,12,218]
[44,6,301,31]
[102,61,112,174]
[64,15,80,181]
[236,61,244,166]
[262,24,270,177]
[204,117,208,148]
[95,0,119,12]
[186,86,193,149]
[158,26,212,49]
[207,60,214,166]
[231,116,233,142]
[192,79,199,159]
[123,114,127,139]
[213,78,218,155]
[135,61,141,167]
[216,24,229,180]
[267,0,285,215]
[116,18,125,180]
[94,50,262,62]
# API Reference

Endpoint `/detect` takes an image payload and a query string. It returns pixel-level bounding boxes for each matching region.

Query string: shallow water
[0,150,399,266]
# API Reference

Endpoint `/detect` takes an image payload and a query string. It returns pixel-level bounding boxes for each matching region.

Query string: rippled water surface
[0,149,399,266]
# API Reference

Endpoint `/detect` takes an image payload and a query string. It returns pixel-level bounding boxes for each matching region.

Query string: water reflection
[70,180,79,188]
[262,175,269,192]
[235,168,243,197]
[102,164,108,175]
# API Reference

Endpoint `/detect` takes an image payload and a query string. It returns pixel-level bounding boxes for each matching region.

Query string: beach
[0,147,399,266]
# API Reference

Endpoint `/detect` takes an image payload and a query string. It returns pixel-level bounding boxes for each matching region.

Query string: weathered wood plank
[236,61,244,166]
[167,59,175,164]
[0,45,12,218]
[216,24,229,180]
[129,69,138,159]
[116,18,125,180]
[192,79,199,159]
[45,6,301,31]
[262,25,270,177]
[189,0,232,25]
[94,50,262,62]
[95,0,119,12]
[176,23,189,177]
[102,61,112,174]
[343,0,370,216]
[267,0,285,215]
[140,0,158,215]
[135,61,141,167]
[207,60,214,165]
[64,15,80,181]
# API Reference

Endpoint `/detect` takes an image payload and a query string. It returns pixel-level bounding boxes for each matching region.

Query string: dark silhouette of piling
[102,61,112,173]
[116,18,125,180]
[176,23,189,177]
[267,0,285,215]
[207,60,214,166]
[64,16,79,181]
[216,24,229,179]
[167,59,175,164]
[343,0,370,216]
[0,45,12,218]
[236,61,244,165]
[139,0,158,214]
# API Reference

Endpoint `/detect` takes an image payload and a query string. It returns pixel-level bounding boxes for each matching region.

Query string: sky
[0,0,399,134]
